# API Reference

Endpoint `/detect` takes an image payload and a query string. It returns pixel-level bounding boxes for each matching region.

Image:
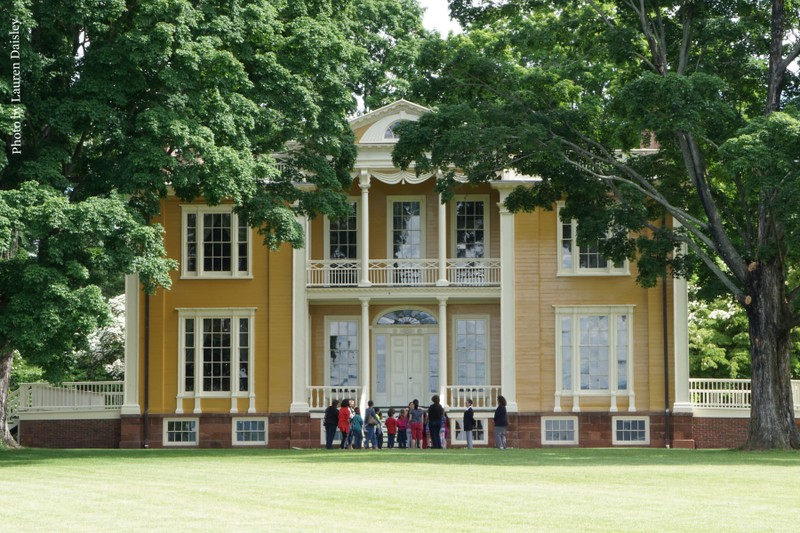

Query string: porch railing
[14,382,124,412]
[446,385,502,410]
[306,258,501,288]
[308,386,362,411]
[689,378,800,411]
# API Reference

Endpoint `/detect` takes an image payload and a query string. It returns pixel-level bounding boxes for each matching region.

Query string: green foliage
[0,1,367,390]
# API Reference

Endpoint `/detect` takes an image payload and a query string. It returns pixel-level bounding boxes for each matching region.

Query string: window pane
[455,319,487,386]
[329,320,358,386]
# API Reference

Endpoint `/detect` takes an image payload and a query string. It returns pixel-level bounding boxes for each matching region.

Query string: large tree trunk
[0,347,20,448]
[743,262,800,449]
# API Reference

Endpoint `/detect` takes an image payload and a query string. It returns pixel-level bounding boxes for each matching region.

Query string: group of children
[328,399,449,450]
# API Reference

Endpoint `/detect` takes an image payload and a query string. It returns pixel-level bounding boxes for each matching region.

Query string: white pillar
[359,170,372,287]
[121,274,141,416]
[360,297,371,413]
[438,297,448,407]
[437,182,449,286]
[498,190,518,412]
[673,238,691,413]
[290,213,310,413]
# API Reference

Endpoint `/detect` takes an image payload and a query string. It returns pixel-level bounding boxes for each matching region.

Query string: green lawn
[2,447,799,532]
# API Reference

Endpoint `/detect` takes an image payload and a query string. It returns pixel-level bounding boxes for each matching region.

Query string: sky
[418,0,462,35]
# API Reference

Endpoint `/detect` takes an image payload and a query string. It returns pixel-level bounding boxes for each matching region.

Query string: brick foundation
[19,418,121,448]
[692,417,750,449]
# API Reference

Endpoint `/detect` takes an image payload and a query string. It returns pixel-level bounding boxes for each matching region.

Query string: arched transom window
[377,309,437,325]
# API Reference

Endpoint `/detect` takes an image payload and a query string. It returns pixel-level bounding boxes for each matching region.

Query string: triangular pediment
[350,99,430,144]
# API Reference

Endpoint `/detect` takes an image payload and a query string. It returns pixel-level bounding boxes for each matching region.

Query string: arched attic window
[377,309,437,325]
[384,120,404,140]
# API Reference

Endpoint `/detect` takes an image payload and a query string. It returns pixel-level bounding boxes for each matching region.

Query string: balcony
[306,258,501,288]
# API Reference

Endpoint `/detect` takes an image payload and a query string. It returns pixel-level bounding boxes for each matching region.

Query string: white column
[437,180,448,286]
[498,190,518,412]
[290,213,310,413]
[438,297,448,407]
[121,274,141,416]
[359,170,372,287]
[673,238,691,413]
[360,297,371,413]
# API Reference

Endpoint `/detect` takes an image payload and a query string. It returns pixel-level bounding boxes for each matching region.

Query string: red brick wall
[508,413,674,448]
[19,419,120,448]
[117,413,322,449]
[692,417,749,449]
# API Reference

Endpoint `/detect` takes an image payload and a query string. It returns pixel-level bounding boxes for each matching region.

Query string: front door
[389,335,426,405]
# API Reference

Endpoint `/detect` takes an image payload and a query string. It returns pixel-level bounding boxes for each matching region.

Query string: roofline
[348,99,431,130]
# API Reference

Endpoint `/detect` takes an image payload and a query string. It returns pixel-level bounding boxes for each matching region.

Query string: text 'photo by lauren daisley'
[9,15,23,156]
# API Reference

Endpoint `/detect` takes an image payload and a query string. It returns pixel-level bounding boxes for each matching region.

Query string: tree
[393,0,800,449]
[0,0,362,447]
[344,0,432,112]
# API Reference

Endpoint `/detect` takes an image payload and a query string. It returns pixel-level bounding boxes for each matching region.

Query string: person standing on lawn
[494,395,509,449]
[338,399,351,449]
[463,399,475,449]
[409,399,424,449]
[323,399,340,449]
[385,408,397,449]
[427,395,444,449]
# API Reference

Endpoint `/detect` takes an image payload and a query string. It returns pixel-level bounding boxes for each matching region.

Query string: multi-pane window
[182,206,250,278]
[557,307,632,394]
[557,204,626,275]
[329,202,358,260]
[180,309,254,395]
[390,199,424,284]
[329,320,358,387]
[455,318,488,386]
[613,417,649,445]
[327,202,358,285]
[542,417,578,445]
[455,200,486,258]
[164,419,198,446]
[391,200,422,259]
[453,419,487,446]
[233,419,267,445]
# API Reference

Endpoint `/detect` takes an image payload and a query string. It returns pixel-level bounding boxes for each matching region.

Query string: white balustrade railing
[446,385,502,410]
[367,259,439,286]
[446,259,501,286]
[690,378,800,411]
[14,382,124,412]
[307,258,501,288]
[308,386,362,411]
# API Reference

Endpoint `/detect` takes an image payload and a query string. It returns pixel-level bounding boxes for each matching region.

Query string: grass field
[2,447,799,532]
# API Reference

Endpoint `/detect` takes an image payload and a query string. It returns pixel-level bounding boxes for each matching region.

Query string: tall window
[328,319,358,387]
[557,204,626,275]
[329,202,358,260]
[390,198,425,284]
[182,206,250,278]
[455,317,489,385]
[455,200,486,259]
[327,201,358,285]
[556,307,632,394]
[179,309,254,395]
[391,200,423,259]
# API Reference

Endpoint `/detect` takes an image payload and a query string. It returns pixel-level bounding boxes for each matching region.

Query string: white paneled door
[389,335,426,405]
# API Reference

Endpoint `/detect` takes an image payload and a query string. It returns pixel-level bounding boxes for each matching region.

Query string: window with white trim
[454,317,489,386]
[612,417,650,445]
[233,418,268,446]
[182,205,251,278]
[557,204,627,275]
[542,416,579,445]
[164,418,198,446]
[328,319,359,387]
[453,198,488,259]
[451,418,488,446]
[325,200,358,285]
[179,309,255,396]
[388,197,426,284]
[556,306,633,395]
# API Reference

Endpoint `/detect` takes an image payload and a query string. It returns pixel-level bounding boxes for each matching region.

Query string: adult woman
[323,399,340,449]
[409,399,425,449]
[338,399,351,449]
[493,394,508,449]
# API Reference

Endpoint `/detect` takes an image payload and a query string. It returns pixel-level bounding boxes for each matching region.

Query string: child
[396,408,407,449]
[375,407,384,449]
[385,408,397,449]
[350,407,364,449]
[440,412,448,449]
